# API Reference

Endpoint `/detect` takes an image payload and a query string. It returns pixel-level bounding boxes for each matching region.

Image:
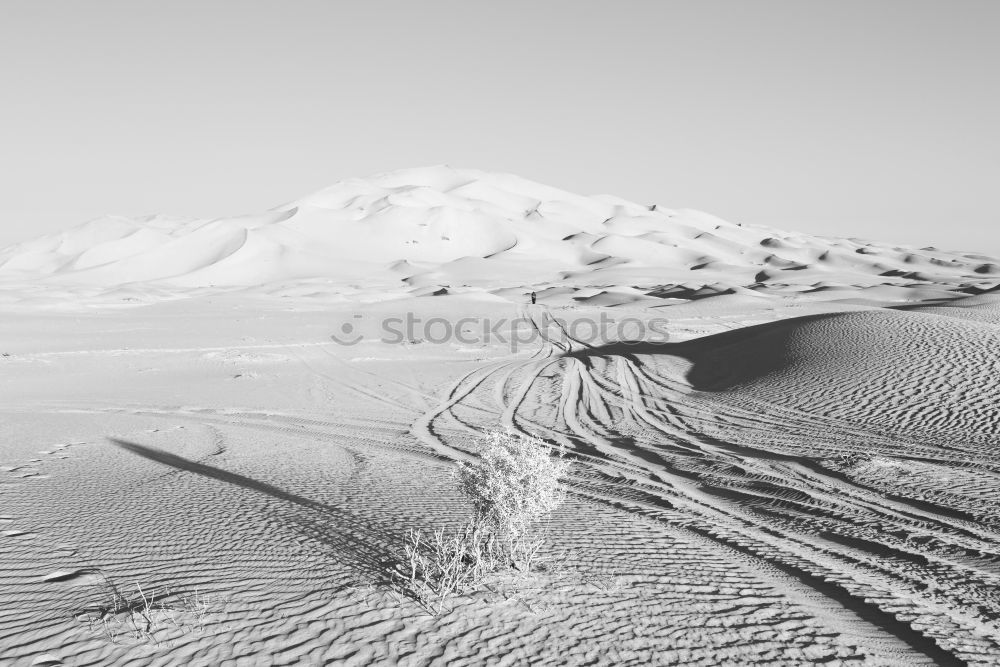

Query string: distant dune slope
[0,166,996,301]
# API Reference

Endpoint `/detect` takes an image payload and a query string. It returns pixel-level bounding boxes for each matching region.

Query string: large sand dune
[1,168,999,665]
[0,166,995,307]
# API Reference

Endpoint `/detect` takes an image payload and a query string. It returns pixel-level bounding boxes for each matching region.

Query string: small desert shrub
[456,430,569,569]
[392,523,496,614]
[393,431,569,613]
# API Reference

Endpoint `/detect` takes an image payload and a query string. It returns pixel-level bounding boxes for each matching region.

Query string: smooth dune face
[2,169,1000,665]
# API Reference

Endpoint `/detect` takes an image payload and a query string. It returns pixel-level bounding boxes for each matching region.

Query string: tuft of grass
[80,578,216,644]
[81,581,170,644]
[391,523,494,615]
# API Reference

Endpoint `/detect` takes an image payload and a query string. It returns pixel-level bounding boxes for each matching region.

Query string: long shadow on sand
[109,437,398,581]
[110,438,334,512]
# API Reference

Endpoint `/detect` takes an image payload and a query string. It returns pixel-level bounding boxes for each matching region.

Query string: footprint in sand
[41,569,103,586]
[2,444,77,480]
[3,529,36,538]
[42,444,73,459]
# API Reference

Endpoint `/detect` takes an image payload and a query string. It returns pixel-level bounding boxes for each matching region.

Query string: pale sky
[1,1,997,254]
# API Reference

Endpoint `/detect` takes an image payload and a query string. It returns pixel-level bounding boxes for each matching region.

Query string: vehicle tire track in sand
[406,311,1000,664]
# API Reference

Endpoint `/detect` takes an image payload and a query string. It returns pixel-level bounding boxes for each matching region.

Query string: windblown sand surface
[1,168,999,665]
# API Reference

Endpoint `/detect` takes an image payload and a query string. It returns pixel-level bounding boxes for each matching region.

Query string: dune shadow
[108,438,398,579]
[562,313,841,391]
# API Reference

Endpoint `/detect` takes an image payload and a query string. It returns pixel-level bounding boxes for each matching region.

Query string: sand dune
[2,169,999,665]
[674,308,1000,438]
[0,167,996,309]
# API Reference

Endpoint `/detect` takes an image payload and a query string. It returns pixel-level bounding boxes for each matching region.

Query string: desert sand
[1,167,999,665]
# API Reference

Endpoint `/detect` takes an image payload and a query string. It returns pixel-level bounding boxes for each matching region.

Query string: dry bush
[392,430,569,614]
[391,523,495,615]
[456,430,569,569]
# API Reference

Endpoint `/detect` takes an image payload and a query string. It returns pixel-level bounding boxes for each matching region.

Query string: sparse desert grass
[392,430,569,614]
[80,577,216,644]
[392,523,494,615]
